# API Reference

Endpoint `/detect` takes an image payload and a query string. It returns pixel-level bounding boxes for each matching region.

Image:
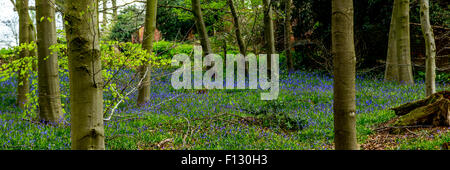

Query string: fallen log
[390,91,450,127]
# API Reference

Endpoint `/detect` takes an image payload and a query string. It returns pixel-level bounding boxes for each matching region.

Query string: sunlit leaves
[0,37,173,120]
[100,40,172,114]
[0,42,36,83]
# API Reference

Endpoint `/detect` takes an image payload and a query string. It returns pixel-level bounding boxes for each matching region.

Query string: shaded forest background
[108,0,449,75]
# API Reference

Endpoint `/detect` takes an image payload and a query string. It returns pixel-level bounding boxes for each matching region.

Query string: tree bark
[263,0,275,68]
[16,0,30,109]
[228,0,246,56]
[28,14,38,72]
[36,0,63,123]
[102,0,107,27]
[385,0,414,85]
[385,0,399,82]
[396,0,414,85]
[112,0,117,19]
[284,0,294,72]
[192,0,212,56]
[332,0,359,150]
[419,0,436,96]
[66,0,105,150]
[137,0,158,106]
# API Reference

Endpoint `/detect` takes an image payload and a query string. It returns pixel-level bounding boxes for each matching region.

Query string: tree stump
[390,91,450,127]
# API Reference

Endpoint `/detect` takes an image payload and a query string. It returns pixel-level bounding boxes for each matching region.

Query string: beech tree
[36,0,63,123]
[112,0,117,19]
[137,0,158,106]
[384,0,414,85]
[16,0,30,109]
[28,18,38,72]
[102,0,108,27]
[66,0,105,149]
[332,0,359,150]
[228,0,246,56]
[263,0,275,68]
[419,0,436,96]
[284,0,294,72]
[396,0,414,85]
[384,0,399,82]
[191,0,212,56]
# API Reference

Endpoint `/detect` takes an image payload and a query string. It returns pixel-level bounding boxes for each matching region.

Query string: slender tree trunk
[27,13,37,48]
[112,0,117,19]
[36,0,63,123]
[223,38,227,59]
[66,0,105,150]
[28,15,38,72]
[102,0,107,27]
[385,0,400,82]
[263,0,275,69]
[397,0,414,85]
[137,0,158,106]
[228,0,250,75]
[192,0,212,56]
[419,0,436,96]
[332,0,359,150]
[228,0,246,55]
[284,0,294,72]
[17,0,30,109]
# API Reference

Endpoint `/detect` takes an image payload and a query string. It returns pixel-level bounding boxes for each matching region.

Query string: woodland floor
[0,70,449,150]
[361,126,450,150]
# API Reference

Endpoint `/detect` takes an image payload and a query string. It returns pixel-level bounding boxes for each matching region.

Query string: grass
[0,70,449,150]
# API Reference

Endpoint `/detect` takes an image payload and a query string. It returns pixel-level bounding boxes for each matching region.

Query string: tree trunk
[102,0,107,28]
[137,0,158,106]
[396,0,414,85]
[384,0,399,82]
[112,0,117,19]
[385,0,414,85]
[36,0,63,123]
[29,15,38,72]
[228,0,246,56]
[263,0,275,69]
[332,0,359,150]
[192,0,212,56]
[419,0,436,96]
[17,0,30,109]
[223,38,227,59]
[284,0,294,72]
[66,0,105,150]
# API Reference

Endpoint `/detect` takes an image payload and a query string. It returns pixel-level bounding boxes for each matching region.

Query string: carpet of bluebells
[0,69,449,150]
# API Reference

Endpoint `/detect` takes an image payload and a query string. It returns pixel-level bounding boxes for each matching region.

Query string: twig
[374,125,433,132]
[180,116,190,148]
[104,67,150,121]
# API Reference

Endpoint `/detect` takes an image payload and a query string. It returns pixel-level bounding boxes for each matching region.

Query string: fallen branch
[389,91,450,127]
